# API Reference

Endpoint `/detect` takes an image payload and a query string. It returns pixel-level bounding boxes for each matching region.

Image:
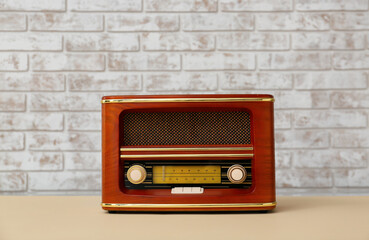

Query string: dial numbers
[153,165,221,184]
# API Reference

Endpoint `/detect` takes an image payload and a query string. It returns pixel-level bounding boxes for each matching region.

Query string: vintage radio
[101,94,276,212]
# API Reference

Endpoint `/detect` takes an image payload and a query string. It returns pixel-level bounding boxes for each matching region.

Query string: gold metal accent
[126,165,147,184]
[120,153,253,159]
[221,166,251,169]
[221,173,251,177]
[221,181,252,185]
[102,202,276,209]
[120,147,253,152]
[102,97,274,104]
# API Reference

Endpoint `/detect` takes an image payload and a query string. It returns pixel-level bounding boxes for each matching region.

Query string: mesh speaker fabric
[122,111,251,146]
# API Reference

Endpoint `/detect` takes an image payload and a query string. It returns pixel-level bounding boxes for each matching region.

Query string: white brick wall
[0,0,368,196]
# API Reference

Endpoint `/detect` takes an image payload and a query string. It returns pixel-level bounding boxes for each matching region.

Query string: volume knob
[127,165,147,184]
[227,164,247,184]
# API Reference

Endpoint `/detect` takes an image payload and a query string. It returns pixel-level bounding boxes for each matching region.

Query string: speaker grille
[122,111,251,146]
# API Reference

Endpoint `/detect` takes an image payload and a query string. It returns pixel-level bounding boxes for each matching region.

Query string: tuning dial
[227,164,247,184]
[127,165,146,184]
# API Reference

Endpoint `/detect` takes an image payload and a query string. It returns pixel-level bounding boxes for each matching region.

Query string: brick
[142,33,215,51]
[108,53,180,71]
[66,34,139,51]
[0,152,63,171]
[30,13,103,31]
[275,111,291,129]
[274,92,329,109]
[0,0,65,11]
[218,33,289,50]
[334,188,369,195]
[0,173,26,192]
[294,110,367,128]
[28,133,101,151]
[0,73,65,91]
[31,53,104,71]
[332,130,369,148]
[30,93,101,111]
[221,0,292,11]
[0,133,24,150]
[146,0,217,12]
[183,53,255,70]
[296,0,368,10]
[333,52,369,70]
[276,169,332,188]
[0,33,62,51]
[182,13,253,31]
[0,14,26,31]
[0,113,63,130]
[64,152,101,170]
[275,130,329,149]
[275,150,291,168]
[0,53,27,71]
[30,93,64,111]
[69,73,141,91]
[258,73,294,90]
[67,112,101,131]
[0,93,25,111]
[334,169,369,187]
[29,172,101,191]
[292,33,365,50]
[220,72,292,90]
[332,13,369,30]
[70,0,141,11]
[107,15,179,32]
[257,13,329,31]
[295,72,367,90]
[331,91,369,108]
[145,73,217,91]
[259,53,331,70]
[294,150,367,168]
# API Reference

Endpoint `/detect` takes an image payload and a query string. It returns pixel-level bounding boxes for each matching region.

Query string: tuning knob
[127,165,147,184]
[227,164,247,184]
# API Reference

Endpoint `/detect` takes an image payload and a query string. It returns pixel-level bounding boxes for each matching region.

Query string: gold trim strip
[120,154,253,159]
[102,97,274,104]
[102,202,276,209]
[120,147,253,152]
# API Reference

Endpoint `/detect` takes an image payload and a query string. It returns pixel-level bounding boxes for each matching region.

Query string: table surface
[1,196,368,240]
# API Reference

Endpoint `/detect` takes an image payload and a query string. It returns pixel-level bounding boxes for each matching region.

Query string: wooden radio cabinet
[101,94,276,212]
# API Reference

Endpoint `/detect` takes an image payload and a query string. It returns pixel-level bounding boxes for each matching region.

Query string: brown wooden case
[101,94,276,212]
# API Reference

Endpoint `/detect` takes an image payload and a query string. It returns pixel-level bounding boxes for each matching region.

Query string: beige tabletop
[0,196,368,240]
